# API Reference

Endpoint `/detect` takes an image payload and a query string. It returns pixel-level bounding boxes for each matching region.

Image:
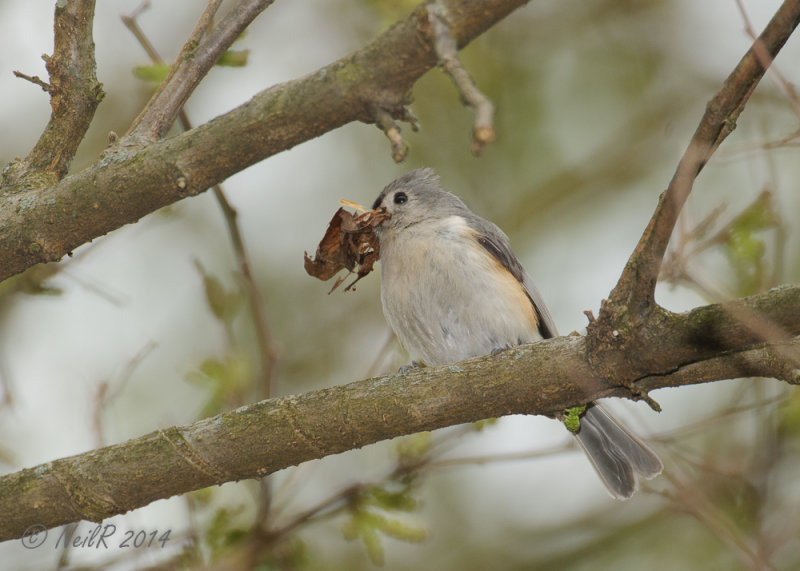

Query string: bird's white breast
[379,215,540,366]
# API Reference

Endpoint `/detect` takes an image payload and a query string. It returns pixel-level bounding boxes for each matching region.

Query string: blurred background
[1,0,799,569]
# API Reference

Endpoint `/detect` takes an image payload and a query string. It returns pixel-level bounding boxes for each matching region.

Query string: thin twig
[266,413,486,544]
[423,442,575,470]
[716,127,800,161]
[213,185,278,398]
[428,0,496,155]
[664,186,800,372]
[266,482,364,541]
[734,0,800,121]
[364,330,399,379]
[652,392,789,444]
[266,426,467,541]
[12,71,51,92]
[723,302,800,369]
[267,437,577,546]
[0,366,12,411]
[126,0,275,140]
[120,2,160,62]
[661,467,776,570]
[92,342,158,448]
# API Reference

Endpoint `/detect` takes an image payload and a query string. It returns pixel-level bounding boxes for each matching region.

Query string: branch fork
[3,0,102,188]
[586,0,800,405]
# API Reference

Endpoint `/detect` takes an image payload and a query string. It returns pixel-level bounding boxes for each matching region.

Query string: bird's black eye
[393,191,408,205]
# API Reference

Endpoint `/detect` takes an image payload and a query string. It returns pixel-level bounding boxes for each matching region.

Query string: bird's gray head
[371,168,469,235]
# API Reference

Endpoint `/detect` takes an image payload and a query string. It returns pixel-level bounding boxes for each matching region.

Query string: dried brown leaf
[304,206,390,293]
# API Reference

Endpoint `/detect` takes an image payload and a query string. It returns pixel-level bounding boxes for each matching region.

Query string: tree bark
[1,285,799,541]
[2,0,800,549]
[0,0,526,283]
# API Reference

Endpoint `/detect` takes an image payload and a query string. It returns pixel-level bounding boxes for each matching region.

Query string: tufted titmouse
[371,168,662,499]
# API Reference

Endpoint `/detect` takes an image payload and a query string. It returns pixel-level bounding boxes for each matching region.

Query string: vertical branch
[4,0,103,187]
[92,343,158,448]
[211,186,279,399]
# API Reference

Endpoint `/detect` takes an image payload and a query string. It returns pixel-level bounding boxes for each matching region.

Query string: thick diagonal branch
[608,0,800,314]
[586,0,800,387]
[0,285,798,542]
[0,0,527,283]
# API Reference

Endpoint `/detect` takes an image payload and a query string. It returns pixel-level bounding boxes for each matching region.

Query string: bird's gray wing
[469,214,559,339]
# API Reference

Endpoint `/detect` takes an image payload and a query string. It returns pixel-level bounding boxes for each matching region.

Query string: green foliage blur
[1,0,799,570]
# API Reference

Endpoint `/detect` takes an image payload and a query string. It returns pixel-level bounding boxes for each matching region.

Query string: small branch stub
[428,0,496,155]
[373,107,410,163]
[13,70,52,92]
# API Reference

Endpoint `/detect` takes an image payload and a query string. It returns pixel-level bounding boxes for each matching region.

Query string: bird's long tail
[571,403,663,500]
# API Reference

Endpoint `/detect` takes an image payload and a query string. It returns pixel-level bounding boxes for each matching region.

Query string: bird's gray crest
[371,168,440,211]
